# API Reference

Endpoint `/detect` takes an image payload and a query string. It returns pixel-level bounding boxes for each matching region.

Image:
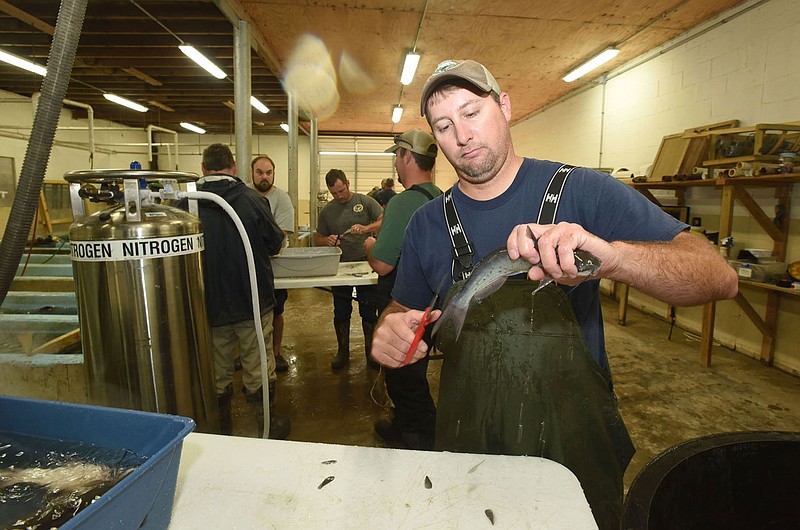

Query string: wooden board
[649,133,688,181]
[31,328,80,355]
[678,136,709,175]
[650,120,741,181]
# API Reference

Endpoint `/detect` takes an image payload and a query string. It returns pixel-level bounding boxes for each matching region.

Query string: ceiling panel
[0,0,747,137]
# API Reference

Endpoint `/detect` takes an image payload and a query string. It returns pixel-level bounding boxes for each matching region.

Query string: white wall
[0,91,314,228]
[169,132,313,225]
[0,90,150,180]
[171,132,310,191]
[510,0,800,374]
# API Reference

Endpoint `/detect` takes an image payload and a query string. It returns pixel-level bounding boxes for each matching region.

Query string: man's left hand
[506,222,615,282]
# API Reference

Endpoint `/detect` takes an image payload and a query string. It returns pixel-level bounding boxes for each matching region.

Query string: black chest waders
[436,166,634,530]
[376,185,439,448]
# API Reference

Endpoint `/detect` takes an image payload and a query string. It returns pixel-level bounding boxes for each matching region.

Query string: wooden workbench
[626,173,800,366]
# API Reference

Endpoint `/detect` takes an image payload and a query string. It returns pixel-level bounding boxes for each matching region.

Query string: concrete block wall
[510,0,800,374]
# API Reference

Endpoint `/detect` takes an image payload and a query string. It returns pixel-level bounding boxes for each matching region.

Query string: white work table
[170,432,598,529]
[274,261,377,290]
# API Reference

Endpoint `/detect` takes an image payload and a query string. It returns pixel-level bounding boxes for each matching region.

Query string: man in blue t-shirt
[370,59,738,529]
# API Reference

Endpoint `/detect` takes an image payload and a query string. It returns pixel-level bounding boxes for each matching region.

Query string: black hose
[0,0,88,307]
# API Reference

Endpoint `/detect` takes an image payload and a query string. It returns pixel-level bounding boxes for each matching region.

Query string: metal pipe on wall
[31,93,96,168]
[287,91,298,245]
[309,117,318,234]
[0,129,118,155]
[146,124,179,170]
[62,99,94,168]
[234,19,252,184]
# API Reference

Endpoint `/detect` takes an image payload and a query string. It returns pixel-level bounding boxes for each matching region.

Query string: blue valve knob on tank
[130,161,146,190]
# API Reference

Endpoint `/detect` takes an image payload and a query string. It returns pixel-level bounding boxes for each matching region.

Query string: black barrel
[622,431,800,529]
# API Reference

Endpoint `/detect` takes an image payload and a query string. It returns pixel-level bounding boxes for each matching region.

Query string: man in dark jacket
[179,143,289,439]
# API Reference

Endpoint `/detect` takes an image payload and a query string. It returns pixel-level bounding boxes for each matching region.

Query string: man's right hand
[372,304,441,368]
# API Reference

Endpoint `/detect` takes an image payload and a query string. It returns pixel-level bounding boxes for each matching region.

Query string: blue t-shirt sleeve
[563,169,688,242]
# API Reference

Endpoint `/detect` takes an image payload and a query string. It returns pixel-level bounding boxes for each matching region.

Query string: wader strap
[376,185,436,311]
[536,164,576,224]
[443,188,474,282]
[443,164,576,282]
[408,184,435,201]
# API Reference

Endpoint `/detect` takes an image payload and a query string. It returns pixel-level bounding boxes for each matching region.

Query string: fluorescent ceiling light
[103,93,148,112]
[179,44,226,79]
[0,49,46,76]
[400,52,420,85]
[250,96,269,114]
[562,48,619,83]
[180,122,206,134]
[391,105,403,124]
[280,123,289,132]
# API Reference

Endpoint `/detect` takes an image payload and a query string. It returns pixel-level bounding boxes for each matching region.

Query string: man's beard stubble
[454,132,512,185]
[254,179,273,194]
[455,147,499,185]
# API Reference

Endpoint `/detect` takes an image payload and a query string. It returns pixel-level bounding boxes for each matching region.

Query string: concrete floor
[229,287,800,491]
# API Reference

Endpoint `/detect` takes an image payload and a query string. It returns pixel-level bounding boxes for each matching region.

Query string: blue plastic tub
[0,395,194,529]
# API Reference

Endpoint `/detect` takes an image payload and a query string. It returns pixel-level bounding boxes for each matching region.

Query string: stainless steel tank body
[66,170,218,433]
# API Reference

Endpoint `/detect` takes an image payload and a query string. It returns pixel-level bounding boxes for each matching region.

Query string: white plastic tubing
[177,190,271,438]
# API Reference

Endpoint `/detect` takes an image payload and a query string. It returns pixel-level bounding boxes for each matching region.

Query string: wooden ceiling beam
[147,99,175,112]
[74,34,232,47]
[0,0,54,35]
[121,67,163,87]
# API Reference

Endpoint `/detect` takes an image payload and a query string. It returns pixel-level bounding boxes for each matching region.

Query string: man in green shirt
[365,129,441,449]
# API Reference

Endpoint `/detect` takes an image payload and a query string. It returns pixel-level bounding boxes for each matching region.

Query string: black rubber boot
[268,381,291,440]
[331,320,350,370]
[243,386,264,438]
[274,354,289,372]
[362,320,379,369]
[217,384,233,436]
[244,385,292,439]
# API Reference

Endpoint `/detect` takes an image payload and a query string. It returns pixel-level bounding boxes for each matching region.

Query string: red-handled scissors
[402,291,439,366]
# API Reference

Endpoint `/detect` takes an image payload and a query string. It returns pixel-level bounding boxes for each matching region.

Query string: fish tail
[430,308,448,337]
[451,302,469,340]
[431,298,469,340]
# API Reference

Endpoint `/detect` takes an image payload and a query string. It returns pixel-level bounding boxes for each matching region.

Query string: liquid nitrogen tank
[66,169,218,433]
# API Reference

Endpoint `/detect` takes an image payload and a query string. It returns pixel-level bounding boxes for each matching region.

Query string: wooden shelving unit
[700,123,800,176]
[626,173,800,366]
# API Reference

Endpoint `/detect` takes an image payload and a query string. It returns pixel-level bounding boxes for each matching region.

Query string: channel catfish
[431,239,602,340]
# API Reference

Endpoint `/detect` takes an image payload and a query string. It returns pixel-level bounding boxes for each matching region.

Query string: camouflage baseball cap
[419,59,501,116]
[385,128,438,158]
